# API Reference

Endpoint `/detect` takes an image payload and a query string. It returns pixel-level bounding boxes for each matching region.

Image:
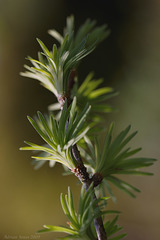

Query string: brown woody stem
[71,145,107,240]
[58,70,107,240]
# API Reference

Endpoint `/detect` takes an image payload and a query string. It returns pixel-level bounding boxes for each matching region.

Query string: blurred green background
[0,0,160,239]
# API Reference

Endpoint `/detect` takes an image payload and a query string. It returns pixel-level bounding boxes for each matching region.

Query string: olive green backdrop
[0,0,160,239]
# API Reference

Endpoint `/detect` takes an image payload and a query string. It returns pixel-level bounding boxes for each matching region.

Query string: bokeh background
[0,0,160,239]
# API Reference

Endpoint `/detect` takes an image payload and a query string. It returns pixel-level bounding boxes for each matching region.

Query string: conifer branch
[20,15,156,240]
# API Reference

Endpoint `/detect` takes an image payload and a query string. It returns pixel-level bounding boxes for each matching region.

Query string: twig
[71,144,107,240]
[58,70,107,240]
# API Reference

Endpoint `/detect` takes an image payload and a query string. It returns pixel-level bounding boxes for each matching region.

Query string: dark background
[0,0,160,239]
